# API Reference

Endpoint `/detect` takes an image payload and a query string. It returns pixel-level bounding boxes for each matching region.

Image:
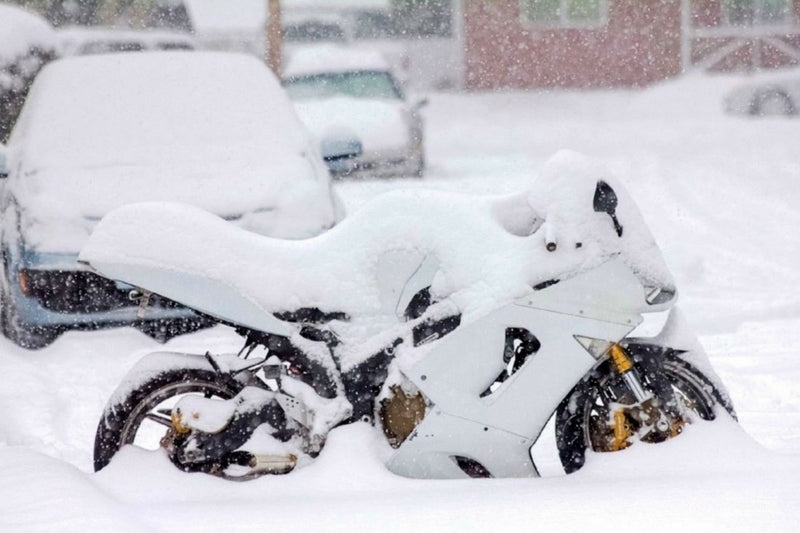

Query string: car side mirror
[320,133,363,175]
[0,145,8,179]
[320,137,363,162]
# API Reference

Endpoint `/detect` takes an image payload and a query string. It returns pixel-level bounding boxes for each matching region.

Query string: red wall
[464,0,684,89]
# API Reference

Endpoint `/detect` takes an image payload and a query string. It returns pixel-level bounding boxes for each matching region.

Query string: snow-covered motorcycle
[85,153,735,479]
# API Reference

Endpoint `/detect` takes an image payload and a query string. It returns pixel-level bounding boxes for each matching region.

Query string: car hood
[16,152,337,254]
[292,97,410,153]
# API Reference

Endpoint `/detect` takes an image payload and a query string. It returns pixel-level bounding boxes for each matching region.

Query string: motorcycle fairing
[388,259,646,479]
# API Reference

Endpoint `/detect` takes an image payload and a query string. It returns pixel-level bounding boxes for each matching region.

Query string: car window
[80,41,145,55]
[157,42,194,51]
[284,71,403,100]
[283,22,347,43]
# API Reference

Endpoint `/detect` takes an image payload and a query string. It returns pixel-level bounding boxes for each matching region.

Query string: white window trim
[519,0,609,30]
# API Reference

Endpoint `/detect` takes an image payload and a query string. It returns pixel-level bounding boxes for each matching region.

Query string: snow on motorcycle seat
[78,153,674,333]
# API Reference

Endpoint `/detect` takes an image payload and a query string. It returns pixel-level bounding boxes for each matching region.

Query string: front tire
[94,367,245,472]
[0,292,60,349]
[750,88,796,116]
[555,353,734,474]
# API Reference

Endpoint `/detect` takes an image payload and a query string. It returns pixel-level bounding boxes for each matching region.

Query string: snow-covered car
[283,45,426,178]
[57,27,196,56]
[0,51,340,349]
[0,4,57,142]
[723,68,800,117]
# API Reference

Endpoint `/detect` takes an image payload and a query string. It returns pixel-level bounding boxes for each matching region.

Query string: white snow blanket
[1,75,799,533]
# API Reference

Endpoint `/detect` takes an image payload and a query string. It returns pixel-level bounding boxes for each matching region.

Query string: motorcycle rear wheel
[555,354,735,474]
[94,367,245,472]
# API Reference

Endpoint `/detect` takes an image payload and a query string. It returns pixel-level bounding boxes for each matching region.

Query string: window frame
[722,0,794,27]
[519,0,609,30]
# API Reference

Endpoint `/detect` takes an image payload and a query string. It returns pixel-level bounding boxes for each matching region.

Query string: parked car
[724,68,800,117]
[0,52,341,349]
[57,27,196,56]
[283,45,427,178]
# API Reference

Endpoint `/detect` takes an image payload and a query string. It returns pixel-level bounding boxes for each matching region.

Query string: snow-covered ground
[1,73,799,532]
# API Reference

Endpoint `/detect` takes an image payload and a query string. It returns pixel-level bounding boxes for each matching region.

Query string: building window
[724,0,792,26]
[520,0,607,28]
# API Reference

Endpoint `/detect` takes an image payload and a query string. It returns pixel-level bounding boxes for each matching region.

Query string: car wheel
[750,88,797,116]
[0,294,60,349]
[412,154,425,178]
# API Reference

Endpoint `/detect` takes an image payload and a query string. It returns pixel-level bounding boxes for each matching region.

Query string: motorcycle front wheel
[555,352,735,474]
[94,367,245,472]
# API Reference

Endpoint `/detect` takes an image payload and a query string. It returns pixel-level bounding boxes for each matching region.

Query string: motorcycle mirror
[593,180,623,237]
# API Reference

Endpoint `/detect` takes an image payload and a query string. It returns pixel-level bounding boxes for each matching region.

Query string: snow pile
[0,4,56,142]
[8,52,336,251]
[80,150,671,342]
[0,4,56,67]
[283,44,391,79]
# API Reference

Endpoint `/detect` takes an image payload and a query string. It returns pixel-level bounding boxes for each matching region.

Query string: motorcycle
[84,153,735,480]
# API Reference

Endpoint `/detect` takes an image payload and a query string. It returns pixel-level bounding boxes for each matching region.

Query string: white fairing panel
[388,259,647,479]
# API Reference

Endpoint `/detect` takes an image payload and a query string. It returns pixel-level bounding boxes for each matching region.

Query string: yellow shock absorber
[609,343,633,374]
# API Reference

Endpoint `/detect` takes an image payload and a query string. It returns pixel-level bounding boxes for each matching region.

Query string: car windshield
[80,41,145,54]
[283,71,402,100]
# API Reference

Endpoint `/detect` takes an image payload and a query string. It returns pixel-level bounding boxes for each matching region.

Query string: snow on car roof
[283,44,390,79]
[9,52,323,232]
[0,4,56,64]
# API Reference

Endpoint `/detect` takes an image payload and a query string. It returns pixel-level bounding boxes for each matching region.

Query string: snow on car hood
[292,97,409,153]
[18,151,335,253]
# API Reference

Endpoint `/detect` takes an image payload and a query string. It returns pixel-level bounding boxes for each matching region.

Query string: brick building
[463,0,800,89]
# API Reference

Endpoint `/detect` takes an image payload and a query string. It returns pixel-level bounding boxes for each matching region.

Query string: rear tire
[94,367,245,472]
[555,353,734,474]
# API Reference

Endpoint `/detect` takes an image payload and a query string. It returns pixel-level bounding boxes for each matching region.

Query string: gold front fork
[606,343,682,450]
